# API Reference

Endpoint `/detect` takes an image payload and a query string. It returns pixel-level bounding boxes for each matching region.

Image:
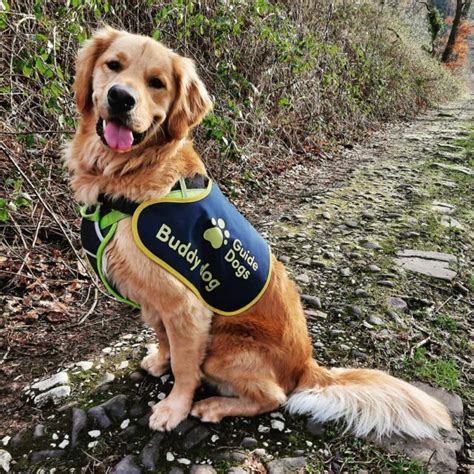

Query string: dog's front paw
[149,397,191,431]
[141,351,169,377]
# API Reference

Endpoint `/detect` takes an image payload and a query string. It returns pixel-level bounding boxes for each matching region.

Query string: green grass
[435,314,459,332]
[410,348,459,390]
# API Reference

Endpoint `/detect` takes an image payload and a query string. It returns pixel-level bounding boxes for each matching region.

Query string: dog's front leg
[149,303,212,431]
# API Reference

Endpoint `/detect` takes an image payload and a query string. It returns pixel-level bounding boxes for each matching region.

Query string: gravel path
[2,91,473,473]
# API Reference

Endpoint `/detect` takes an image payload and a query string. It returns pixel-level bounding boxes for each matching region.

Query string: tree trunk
[441,0,467,62]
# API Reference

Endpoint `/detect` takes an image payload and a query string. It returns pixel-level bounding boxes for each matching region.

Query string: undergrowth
[0,0,462,182]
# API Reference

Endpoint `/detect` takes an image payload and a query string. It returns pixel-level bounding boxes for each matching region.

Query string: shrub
[0,0,462,181]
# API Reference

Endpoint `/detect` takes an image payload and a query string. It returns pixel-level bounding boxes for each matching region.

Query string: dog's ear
[167,55,212,140]
[73,27,118,114]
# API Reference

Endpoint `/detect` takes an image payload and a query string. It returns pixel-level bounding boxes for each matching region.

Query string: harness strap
[97,174,208,215]
[81,174,208,310]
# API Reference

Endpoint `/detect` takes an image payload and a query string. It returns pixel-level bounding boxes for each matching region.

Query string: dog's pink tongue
[103,121,133,151]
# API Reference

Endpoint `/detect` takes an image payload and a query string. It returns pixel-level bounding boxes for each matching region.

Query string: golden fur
[66,28,452,437]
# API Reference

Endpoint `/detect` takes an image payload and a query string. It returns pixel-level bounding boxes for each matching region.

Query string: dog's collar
[97,174,209,216]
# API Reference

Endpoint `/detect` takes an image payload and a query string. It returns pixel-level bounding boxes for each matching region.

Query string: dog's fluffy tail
[286,360,452,439]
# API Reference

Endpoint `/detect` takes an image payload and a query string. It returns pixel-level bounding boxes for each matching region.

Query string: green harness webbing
[80,178,196,309]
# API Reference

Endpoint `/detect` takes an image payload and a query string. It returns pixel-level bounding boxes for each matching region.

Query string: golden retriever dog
[65,27,452,438]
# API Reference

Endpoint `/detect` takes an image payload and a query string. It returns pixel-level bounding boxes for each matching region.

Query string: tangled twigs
[0,143,112,300]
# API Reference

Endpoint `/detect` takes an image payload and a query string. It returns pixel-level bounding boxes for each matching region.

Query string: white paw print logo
[203,218,230,249]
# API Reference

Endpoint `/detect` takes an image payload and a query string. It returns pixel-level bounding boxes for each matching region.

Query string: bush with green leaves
[1,0,462,181]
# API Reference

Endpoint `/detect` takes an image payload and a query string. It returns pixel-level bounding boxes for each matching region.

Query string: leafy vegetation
[1,0,462,181]
[409,348,460,391]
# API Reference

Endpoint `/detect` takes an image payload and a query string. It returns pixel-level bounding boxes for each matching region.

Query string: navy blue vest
[132,181,272,315]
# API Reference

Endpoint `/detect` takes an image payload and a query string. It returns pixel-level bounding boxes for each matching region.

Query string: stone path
[2,93,473,472]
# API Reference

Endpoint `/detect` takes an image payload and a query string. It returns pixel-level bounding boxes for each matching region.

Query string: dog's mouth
[96,118,147,153]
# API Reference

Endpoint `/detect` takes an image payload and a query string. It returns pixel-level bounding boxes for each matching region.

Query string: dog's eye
[149,77,164,89]
[106,61,122,72]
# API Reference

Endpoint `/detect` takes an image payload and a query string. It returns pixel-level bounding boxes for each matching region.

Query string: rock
[345,219,358,228]
[368,264,381,273]
[9,430,27,450]
[216,451,248,463]
[96,372,115,388]
[305,418,325,437]
[123,425,138,438]
[33,424,46,439]
[0,450,12,473]
[376,429,462,473]
[258,424,270,433]
[29,450,65,464]
[129,403,148,418]
[401,231,420,239]
[112,455,142,474]
[386,297,408,312]
[31,372,69,392]
[369,316,384,326]
[395,250,456,281]
[348,305,363,318]
[322,211,331,220]
[137,412,151,427]
[361,240,381,250]
[378,280,395,288]
[279,255,291,264]
[184,425,211,450]
[305,309,327,320]
[174,417,198,436]
[120,419,130,429]
[300,294,322,309]
[190,466,217,474]
[88,406,112,429]
[271,419,285,431]
[76,361,93,371]
[295,273,310,284]
[34,385,71,407]
[354,288,368,297]
[129,371,145,382]
[227,468,249,474]
[297,257,311,266]
[241,437,258,448]
[266,457,307,473]
[396,249,456,262]
[340,268,351,277]
[88,430,101,438]
[141,432,165,470]
[177,458,192,465]
[58,439,69,449]
[432,163,473,175]
[440,216,464,230]
[71,408,87,448]
[100,394,128,420]
[431,201,456,214]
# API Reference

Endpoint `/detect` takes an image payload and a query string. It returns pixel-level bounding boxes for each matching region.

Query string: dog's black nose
[107,85,136,114]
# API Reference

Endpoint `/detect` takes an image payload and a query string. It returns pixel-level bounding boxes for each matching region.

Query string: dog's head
[73,27,212,152]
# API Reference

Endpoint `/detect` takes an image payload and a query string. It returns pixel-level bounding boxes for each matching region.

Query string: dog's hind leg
[191,350,287,422]
[141,308,171,377]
